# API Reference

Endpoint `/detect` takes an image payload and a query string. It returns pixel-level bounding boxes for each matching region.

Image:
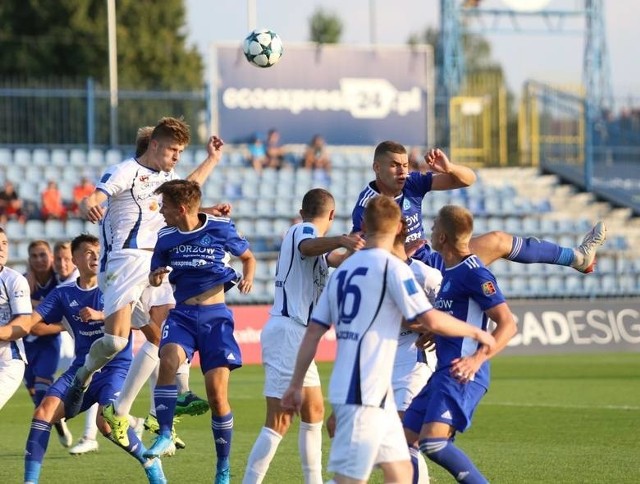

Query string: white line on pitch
[484,401,640,411]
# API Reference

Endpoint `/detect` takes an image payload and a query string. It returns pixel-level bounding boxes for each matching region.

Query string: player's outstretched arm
[30,321,64,336]
[0,314,35,341]
[416,309,496,350]
[81,190,108,223]
[426,148,477,190]
[301,233,365,258]
[237,249,256,294]
[449,302,517,383]
[186,135,224,186]
[281,322,327,414]
[149,267,170,287]
[201,203,232,217]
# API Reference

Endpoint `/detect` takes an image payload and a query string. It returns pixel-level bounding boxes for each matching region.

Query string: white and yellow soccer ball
[242,29,283,68]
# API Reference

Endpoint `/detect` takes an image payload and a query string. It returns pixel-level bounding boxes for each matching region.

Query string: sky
[185,0,639,108]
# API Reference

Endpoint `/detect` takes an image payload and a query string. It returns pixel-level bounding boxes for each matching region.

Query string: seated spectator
[0,180,26,223]
[70,176,96,217]
[265,128,285,169]
[40,181,67,221]
[302,135,331,171]
[247,134,268,173]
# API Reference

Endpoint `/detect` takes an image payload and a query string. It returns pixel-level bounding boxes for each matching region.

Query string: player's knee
[419,437,450,463]
[101,334,129,355]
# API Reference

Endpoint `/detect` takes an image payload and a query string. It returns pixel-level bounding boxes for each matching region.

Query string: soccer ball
[243,29,283,68]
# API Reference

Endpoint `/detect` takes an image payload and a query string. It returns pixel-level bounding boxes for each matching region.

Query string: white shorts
[328,403,410,481]
[392,362,433,412]
[131,281,174,329]
[99,249,174,321]
[0,359,25,411]
[261,316,321,398]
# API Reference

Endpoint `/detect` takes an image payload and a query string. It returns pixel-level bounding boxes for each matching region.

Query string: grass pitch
[1,352,639,483]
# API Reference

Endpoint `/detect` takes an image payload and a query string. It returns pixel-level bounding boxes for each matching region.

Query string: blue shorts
[403,370,487,434]
[49,364,127,415]
[23,335,61,387]
[161,303,242,374]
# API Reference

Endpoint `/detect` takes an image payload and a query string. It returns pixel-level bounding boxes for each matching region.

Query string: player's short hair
[151,117,191,146]
[155,179,201,211]
[364,195,401,235]
[135,126,154,157]
[53,241,71,254]
[71,234,99,254]
[28,240,51,254]
[301,188,334,218]
[437,205,474,243]
[374,140,406,161]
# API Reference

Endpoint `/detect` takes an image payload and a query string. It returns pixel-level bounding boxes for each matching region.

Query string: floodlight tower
[438,0,613,147]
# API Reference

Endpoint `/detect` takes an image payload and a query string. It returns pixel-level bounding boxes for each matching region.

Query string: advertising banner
[210,43,434,146]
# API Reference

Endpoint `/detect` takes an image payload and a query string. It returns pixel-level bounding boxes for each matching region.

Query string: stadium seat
[5,220,26,238]
[83,221,100,236]
[87,149,105,167]
[32,148,50,166]
[13,148,31,166]
[0,148,11,165]
[25,220,45,239]
[50,148,69,166]
[69,149,87,166]
[44,220,65,239]
[65,219,85,238]
[105,149,122,165]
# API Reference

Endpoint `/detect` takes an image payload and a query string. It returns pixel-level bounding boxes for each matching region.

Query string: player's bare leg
[469,221,606,273]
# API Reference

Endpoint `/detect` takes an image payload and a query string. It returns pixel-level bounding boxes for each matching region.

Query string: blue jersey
[351,173,436,262]
[152,213,250,304]
[35,281,132,372]
[24,273,58,344]
[433,255,504,389]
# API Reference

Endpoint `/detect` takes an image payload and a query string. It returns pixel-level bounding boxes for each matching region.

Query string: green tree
[308,8,343,44]
[0,0,203,90]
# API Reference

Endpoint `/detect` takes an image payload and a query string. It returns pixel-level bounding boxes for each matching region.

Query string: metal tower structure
[438,0,613,142]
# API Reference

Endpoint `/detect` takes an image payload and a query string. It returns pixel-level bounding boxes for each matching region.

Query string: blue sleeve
[351,204,365,233]
[150,241,170,272]
[404,172,433,197]
[225,221,250,257]
[468,267,506,311]
[35,289,64,324]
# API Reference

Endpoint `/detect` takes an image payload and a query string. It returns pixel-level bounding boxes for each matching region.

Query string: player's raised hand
[281,386,302,414]
[149,267,170,287]
[79,306,104,322]
[211,202,232,217]
[81,196,105,223]
[405,238,426,258]
[424,148,452,174]
[206,135,225,162]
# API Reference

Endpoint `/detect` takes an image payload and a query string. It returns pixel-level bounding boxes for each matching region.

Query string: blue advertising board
[210,43,434,146]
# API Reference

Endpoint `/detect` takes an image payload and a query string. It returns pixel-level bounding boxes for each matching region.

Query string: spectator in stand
[40,181,67,221]
[247,134,268,173]
[0,181,26,224]
[70,177,96,218]
[302,135,331,172]
[265,129,285,169]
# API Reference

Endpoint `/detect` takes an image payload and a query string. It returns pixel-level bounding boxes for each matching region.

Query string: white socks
[115,340,159,416]
[83,403,99,440]
[243,427,283,484]
[298,421,323,484]
[81,334,129,382]
[175,360,190,394]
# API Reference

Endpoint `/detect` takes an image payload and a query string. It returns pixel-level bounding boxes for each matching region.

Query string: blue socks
[420,437,488,484]
[508,236,575,266]
[154,384,178,438]
[212,412,233,471]
[33,382,50,407]
[25,419,52,483]
[109,427,148,464]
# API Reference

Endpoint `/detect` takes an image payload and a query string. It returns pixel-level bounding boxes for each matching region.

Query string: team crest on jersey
[403,199,411,210]
[200,234,214,246]
[139,175,149,183]
[441,281,451,293]
[481,281,496,296]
